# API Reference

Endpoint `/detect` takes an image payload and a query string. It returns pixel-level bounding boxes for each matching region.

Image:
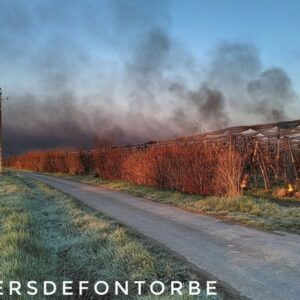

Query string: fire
[240,180,247,189]
[287,184,293,192]
[240,174,249,189]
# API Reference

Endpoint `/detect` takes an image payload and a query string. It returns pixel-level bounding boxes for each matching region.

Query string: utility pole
[0,87,8,174]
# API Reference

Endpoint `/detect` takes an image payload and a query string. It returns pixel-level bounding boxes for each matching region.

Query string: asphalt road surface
[22,172,300,300]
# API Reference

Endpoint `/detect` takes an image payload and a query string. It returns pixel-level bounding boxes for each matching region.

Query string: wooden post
[276,128,280,181]
[254,141,270,190]
[287,137,298,184]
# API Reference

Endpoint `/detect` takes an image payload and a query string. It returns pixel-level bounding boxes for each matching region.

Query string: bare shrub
[64,152,84,175]
[93,148,126,179]
[6,143,246,196]
[146,145,217,195]
[121,149,153,185]
[214,149,245,196]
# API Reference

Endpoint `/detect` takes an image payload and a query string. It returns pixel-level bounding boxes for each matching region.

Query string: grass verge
[0,172,229,299]
[46,173,300,234]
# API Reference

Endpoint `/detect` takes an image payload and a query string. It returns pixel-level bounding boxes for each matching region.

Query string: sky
[170,1,300,84]
[1,0,300,155]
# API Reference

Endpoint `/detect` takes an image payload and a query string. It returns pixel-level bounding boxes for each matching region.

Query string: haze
[1,0,300,155]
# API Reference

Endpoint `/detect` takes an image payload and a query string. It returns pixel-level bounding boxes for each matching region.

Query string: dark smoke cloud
[128,28,171,85]
[125,27,172,110]
[4,94,106,154]
[207,42,297,123]
[1,1,298,155]
[188,84,229,129]
[209,42,262,87]
[247,67,296,121]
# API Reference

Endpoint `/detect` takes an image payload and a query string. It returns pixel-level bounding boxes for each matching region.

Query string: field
[5,122,300,235]
[0,172,230,300]
[6,130,300,199]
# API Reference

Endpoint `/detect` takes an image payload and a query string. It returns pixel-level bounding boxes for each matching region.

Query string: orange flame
[240,174,249,189]
[287,184,293,192]
[240,180,247,188]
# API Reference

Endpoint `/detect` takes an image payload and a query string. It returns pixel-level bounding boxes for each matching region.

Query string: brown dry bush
[121,149,154,185]
[93,148,127,180]
[10,150,48,172]
[145,145,218,195]
[7,143,245,196]
[7,149,91,175]
[114,144,220,195]
[214,149,245,196]
[50,150,69,173]
[64,153,81,175]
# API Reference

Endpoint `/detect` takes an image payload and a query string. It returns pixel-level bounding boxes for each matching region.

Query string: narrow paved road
[23,172,300,300]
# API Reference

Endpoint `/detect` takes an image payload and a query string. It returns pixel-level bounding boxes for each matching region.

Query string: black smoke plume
[1,0,298,155]
[247,67,296,121]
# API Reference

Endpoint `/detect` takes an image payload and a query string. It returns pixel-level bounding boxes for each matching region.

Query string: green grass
[187,196,300,233]
[250,187,300,204]
[49,173,300,234]
[0,172,229,300]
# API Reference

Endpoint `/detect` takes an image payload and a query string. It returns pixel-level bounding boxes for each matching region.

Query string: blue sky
[170,0,300,88]
[1,0,300,92]
[1,0,300,153]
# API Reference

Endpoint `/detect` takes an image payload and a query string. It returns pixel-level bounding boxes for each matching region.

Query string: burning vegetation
[6,119,300,197]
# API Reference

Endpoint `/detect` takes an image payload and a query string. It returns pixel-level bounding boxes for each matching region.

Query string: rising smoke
[0,0,298,155]
[247,67,296,121]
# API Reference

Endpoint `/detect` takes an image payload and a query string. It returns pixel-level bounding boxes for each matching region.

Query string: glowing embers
[287,184,294,193]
